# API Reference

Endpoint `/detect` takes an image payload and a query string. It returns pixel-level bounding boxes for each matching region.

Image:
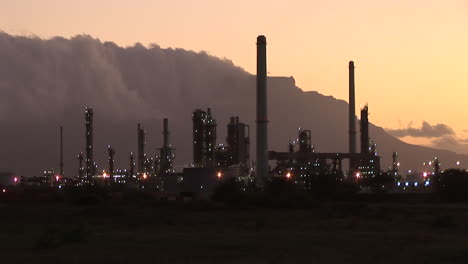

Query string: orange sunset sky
[1,0,467,152]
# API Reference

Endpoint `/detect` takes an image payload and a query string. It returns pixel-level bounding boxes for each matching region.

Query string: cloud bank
[0,32,251,176]
[0,32,249,123]
[387,121,468,155]
[386,121,454,138]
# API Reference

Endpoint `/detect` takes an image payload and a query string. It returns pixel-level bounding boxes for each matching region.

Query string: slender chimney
[349,61,356,155]
[256,35,268,183]
[360,105,369,154]
[59,126,64,177]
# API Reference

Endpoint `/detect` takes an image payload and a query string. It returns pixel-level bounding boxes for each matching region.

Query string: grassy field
[1,200,468,263]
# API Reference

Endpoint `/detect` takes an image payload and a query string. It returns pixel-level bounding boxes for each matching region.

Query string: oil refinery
[0,35,447,198]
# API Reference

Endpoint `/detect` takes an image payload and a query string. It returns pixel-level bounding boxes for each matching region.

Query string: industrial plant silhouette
[0,35,454,199]
[1,31,466,182]
[2,34,468,264]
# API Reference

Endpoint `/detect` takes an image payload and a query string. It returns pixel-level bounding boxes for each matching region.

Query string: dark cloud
[386,121,454,138]
[0,32,252,176]
[0,32,249,123]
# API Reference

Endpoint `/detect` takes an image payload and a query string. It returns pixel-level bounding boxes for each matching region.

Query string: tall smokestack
[59,126,64,177]
[85,107,94,180]
[349,61,356,156]
[360,105,369,154]
[256,35,268,183]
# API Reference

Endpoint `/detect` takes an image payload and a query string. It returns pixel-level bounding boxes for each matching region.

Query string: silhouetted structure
[193,109,206,167]
[298,130,312,153]
[154,155,160,176]
[356,105,380,179]
[143,156,153,177]
[271,129,329,190]
[159,118,175,176]
[129,152,135,181]
[349,61,357,173]
[205,109,216,167]
[270,86,381,183]
[192,108,217,167]
[226,116,250,168]
[391,152,399,176]
[360,105,369,154]
[434,157,441,176]
[108,145,115,181]
[78,152,84,178]
[256,35,268,183]
[84,107,94,180]
[137,124,145,176]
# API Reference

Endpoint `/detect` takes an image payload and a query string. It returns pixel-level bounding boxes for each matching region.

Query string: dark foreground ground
[1,200,468,264]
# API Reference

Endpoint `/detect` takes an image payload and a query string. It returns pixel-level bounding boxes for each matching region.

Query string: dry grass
[1,201,468,263]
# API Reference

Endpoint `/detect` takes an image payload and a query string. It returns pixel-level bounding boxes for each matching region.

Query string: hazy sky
[1,0,467,149]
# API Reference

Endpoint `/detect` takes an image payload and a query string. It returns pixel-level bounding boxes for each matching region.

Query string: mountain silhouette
[0,32,466,177]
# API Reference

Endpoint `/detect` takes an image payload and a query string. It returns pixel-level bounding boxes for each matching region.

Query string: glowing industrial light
[414,182,418,187]
[457,161,460,166]
[55,175,60,182]
[423,172,428,177]
[405,182,409,187]
[102,172,108,178]
[13,177,18,183]
[355,172,361,179]
[429,161,432,166]
[2,189,6,193]
[142,173,148,179]
[217,172,223,179]
[397,182,401,187]
[286,172,292,179]
[425,181,430,186]
[397,162,400,167]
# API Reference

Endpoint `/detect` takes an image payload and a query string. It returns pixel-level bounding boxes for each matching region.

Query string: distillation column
[85,107,94,180]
